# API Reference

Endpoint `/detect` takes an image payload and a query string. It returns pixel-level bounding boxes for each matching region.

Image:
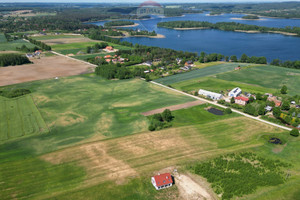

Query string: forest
[157,21,300,36]
[104,21,134,27]
[242,15,260,19]
[0,54,31,67]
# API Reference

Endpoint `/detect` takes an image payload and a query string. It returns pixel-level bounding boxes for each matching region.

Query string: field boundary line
[149,80,292,131]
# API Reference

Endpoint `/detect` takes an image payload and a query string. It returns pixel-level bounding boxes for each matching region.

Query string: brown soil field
[42,37,99,45]
[141,100,205,116]
[0,55,94,86]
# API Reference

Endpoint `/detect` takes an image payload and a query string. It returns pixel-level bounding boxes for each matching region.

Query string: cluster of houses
[198,87,286,112]
[96,54,127,64]
[179,60,194,71]
[26,50,42,58]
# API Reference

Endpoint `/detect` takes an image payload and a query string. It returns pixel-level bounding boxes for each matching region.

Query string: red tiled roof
[153,173,173,187]
[235,96,249,101]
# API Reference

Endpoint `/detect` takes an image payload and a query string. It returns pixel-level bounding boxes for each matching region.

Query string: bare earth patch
[141,100,204,116]
[0,55,95,86]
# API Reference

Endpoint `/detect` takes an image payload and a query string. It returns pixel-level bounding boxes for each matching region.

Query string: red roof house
[151,173,173,190]
[235,96,249,106]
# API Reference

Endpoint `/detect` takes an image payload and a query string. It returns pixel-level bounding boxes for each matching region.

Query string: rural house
[268,96,282,107]
[229,87,242,97]
[235,96,249,106]
[151,173,173,190]
[198,89,223,100]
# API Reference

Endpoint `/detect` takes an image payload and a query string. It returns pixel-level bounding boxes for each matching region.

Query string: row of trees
[25,37,51,50]
[128,30,157,36]
[0,54,31,67]
[157,21,300,36]
[271,59,300,69]
[0,88,31,98]
[104,20,134,27]
[16,44,40,53]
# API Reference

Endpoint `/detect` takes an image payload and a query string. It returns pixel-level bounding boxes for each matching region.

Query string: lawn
[154,63,250,85]
[0,39,35,51]
[0,75,298,200]
[171,77,277,94]
[217,65,300,96]
[0,95,48,142]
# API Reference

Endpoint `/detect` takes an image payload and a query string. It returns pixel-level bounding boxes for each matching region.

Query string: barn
[151,173,173,190]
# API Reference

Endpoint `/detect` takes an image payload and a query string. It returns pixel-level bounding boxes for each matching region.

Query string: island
[157,21,300,36]
[242,15,260,20]
[104,21,139,28]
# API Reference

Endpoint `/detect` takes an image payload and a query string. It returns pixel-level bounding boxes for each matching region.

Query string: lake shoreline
[108,32,165,39]
[231,17,267,21]
[110,23,139,28]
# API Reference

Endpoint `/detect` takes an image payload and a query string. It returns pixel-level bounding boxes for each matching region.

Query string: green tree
[162,109,173,122]
[273,107,281,118]
[281,85,288,94]
[230,55,238,62]
[290,129,299,137]
[258,104,265,115]
[231,97,235,104]
[224,108,232,114]
[281,101,290,110]
[240,54,248,63]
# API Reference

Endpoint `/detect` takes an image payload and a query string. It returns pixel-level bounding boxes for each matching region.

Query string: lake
[90,12,300,61]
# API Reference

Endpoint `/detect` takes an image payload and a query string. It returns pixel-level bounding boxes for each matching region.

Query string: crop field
[217,65,300,95]
[0,39,35,51]
[171,77,277,94]
[0,75,299,200]
[51,41,132,55]
[154,63,250,85]
[0,95,48,142]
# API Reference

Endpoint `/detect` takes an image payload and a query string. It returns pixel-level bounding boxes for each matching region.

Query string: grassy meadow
[0,38,35,51]
[0,74,299,199]
[32,34,83,40]
[154,63,250,85]
[171,77,277,94]
[217,65,300,96]
[0,95,48,142]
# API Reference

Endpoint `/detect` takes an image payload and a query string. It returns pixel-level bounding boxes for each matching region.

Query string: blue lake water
[90,13,300,61]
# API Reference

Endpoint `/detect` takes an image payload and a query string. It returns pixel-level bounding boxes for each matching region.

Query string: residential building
[268,96,282,107]
[265,106,273,112]
[151,173,173,190]
[228,87,242,97]
[235,96,249,106]
[198,89,223,100]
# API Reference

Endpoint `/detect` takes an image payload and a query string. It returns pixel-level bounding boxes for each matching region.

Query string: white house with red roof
[235,96,249,106]
[151,173,173,190]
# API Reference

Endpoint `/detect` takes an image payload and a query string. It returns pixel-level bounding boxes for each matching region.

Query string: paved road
[150,81,292,131]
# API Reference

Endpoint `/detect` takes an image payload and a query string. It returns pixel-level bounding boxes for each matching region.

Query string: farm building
[198,89,223,100]
[228,87,242,97]
[151,173,173,190]
[235,96,249,106]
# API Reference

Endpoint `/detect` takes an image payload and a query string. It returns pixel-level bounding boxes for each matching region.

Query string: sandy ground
[174,173,217,200]
[141,100,205,116]
[0,55,95,86]
[110,23,139,28]
[231,17,266,21]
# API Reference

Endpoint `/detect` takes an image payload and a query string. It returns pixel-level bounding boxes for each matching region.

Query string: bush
[0,88,31,98]
[290,129,299,137]
[224,108,232,114]
[218,99,225,104]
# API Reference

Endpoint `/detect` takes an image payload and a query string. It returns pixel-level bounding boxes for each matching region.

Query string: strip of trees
[0,88,31,98]
[104,20,134,27]
[25,37,51,50]
[0,54,31,67]
[157,21,300,36]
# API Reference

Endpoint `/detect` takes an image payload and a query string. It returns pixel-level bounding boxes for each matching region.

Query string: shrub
[224,108,232,114]
[290,129,299,137]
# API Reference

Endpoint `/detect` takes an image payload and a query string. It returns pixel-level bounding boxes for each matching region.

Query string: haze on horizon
[1,0,300,3]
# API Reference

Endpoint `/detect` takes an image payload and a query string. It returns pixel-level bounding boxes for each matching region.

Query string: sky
[1,0,300,3]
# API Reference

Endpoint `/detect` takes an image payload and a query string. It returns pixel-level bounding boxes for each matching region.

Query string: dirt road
[141,100,205,116]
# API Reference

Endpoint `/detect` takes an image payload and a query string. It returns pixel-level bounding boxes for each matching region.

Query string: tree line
[24,36,51,50]
[157,21,300,36]
[104,21,134,27]
[0,54,31,67]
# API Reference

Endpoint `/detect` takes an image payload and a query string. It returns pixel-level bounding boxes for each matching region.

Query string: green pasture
[217,65,300,96]
[0,95,48,142]
[0,33,7,43]
[171,77,277,94]
[154,63,250,85]
[0,39,35,51]
[32,34,83,40]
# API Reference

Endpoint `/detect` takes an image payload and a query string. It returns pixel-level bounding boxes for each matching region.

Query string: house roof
[153,173,173,187]
[235,96,249,101]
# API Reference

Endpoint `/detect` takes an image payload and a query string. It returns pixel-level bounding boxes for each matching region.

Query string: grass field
[154,63,250,85]
[0,95,48,142]
[72,52,115,61]
[32,34,83,40]
[217,65,300,96]
[0,33,7,43]
[0,39,35,51]
[171,77,277,94]
[0,75,299,200]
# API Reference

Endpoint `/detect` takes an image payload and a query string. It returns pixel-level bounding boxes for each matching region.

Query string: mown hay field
[154,63,249,85]
[217,65,300,96]
[0,95,48,142]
